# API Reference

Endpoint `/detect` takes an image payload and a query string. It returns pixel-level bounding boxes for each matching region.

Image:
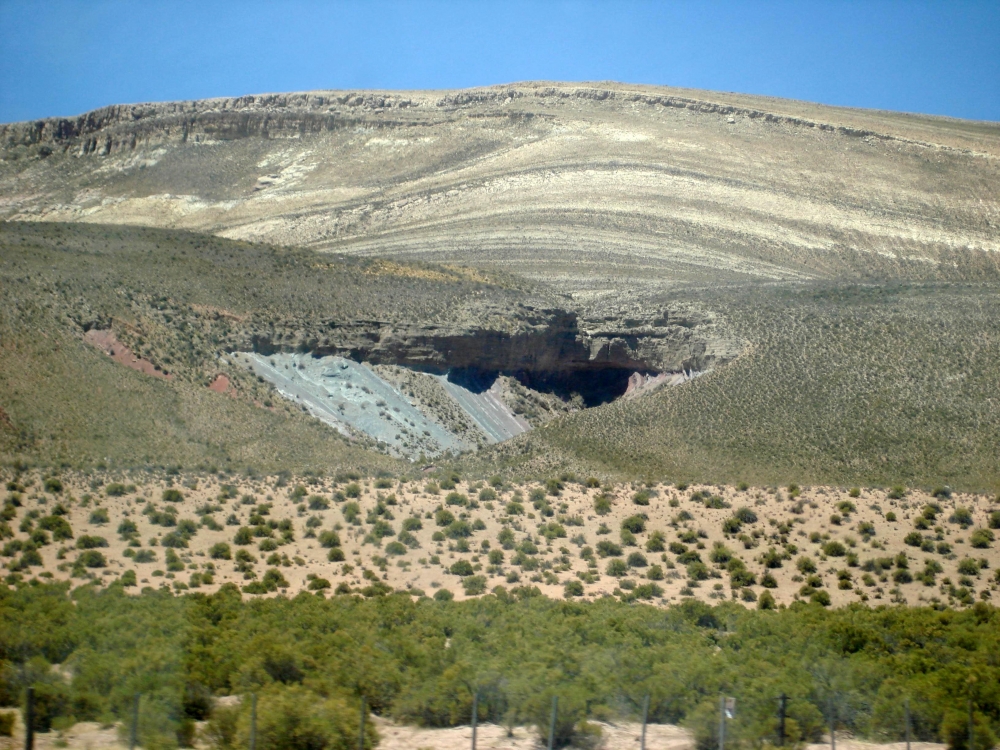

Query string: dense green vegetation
[1,583,997,749]
[486,282,1000,491]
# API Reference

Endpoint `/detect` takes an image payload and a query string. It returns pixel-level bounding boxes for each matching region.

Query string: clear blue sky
[1,0,998,123]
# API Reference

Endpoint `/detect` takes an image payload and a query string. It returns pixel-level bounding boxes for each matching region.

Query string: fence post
[904,698,910,750]
[24,686,34,750]
[828,696,836,750]
[547,695,558,750]
[471,692,478,750]
[718,694,726,750]
[778,694,787,747]
[358,696,367,750]
[130,693,140,750]
[640,694,650,750]
[249,693,257,750]
[968,700,974,750]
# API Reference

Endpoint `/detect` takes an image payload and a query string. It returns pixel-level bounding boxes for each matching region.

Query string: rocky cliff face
[237,302,740,405]
[243,306,735,374]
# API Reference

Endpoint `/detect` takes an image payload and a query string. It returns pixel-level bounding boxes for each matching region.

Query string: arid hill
[2,84,1000,489]
[2,81,998,291]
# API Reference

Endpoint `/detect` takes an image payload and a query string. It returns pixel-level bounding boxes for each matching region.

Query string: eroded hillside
[2,85,1000,489]
[2,82,999,292]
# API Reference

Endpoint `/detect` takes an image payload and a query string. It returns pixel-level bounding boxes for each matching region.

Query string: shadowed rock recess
[230,301,731,457]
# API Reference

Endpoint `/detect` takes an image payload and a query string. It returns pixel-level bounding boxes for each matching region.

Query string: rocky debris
[433,373,530,443]
[237,352,472,459]
[83,329,172,379]
[208,373,231,393]
[622,370,703,400]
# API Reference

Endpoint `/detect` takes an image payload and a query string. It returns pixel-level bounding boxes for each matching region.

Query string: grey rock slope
[3,81,998,293]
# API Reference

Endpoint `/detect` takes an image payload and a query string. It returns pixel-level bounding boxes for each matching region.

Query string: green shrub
[709,544,733,564]
[433,588,453,602]
[822,541,846,557]
[596,540,622,557]
[462,576,487,595]
[162,489,184,503]
[344,483,362,499]
[450,560,474,576]
[564,580,584,597]
[446,521,472,539]
[89,508,110,525]
[76,534,109,550]
[760,548,784,568]
[161,531,188,549]
[308,496,329,511]
[342,502,361,524]
[327,548,345,562]
[235,684,377,750]
[233,527,253,545]
[318,531,341,548]
[797,557,817,574]
[621,515,646,534]
[262,568,289,591]
[645,530,665,553]
[722,517,742,534]
[606,559,628,577]
[445,492,468,507]
[893,569,913,584]
[810,589,831,606]
[77,550,107,568]
[950,507,974,528]
[687,562,710,581]
[969,528,994,549]
[627,552,648,568]
[903,532,924,547]
[593,495,611,515]
[402,517,423,531]
[957,558,980,576]
[703,495,729,509]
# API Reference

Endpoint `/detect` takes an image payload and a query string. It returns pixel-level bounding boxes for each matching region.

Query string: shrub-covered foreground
[1,583,998,750]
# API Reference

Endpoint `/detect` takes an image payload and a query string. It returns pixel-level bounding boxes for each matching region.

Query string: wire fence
[7,687,992,750]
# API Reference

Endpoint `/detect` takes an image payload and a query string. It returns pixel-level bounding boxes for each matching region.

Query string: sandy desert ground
[4,470,997,609]
[0,708,951,750]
